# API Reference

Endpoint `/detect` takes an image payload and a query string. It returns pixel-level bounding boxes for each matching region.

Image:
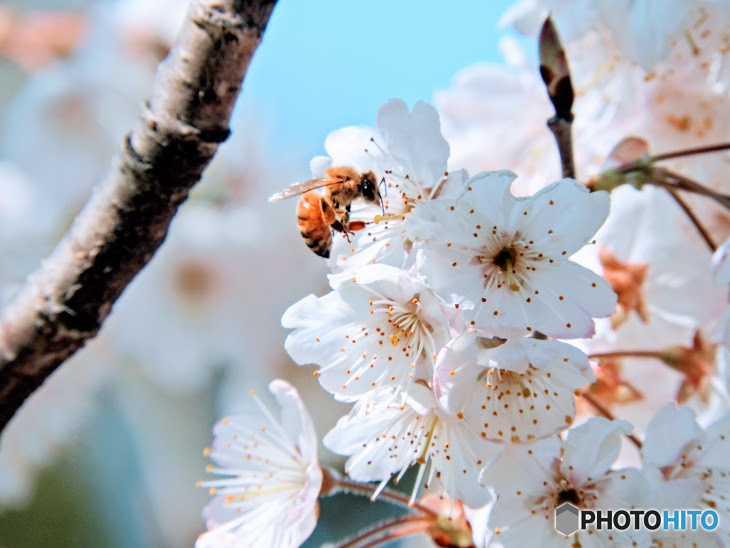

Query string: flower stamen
[375,213,409,224]
[492,248,521,291]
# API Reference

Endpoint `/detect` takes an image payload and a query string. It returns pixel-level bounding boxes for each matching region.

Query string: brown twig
[653,167,730,211]
[580,391,643,450]
[331,476,439,519]
[548,118,576,179]
[0,0,278,432]
[588,351,665,360]
[614,142,730,174]
[336,515,433,548]
[665,189,717,251]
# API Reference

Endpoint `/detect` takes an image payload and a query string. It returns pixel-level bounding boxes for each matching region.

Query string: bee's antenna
[378,177,386,216]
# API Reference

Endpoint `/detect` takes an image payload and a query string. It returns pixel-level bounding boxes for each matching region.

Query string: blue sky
[239,0,516,163]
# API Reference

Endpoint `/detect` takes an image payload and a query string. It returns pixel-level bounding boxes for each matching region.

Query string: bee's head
[360,171,380,204]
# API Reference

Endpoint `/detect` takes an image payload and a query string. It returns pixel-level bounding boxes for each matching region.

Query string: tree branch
[0,0,278,432]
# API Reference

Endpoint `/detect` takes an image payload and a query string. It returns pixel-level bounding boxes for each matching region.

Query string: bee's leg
[327,202,353,241]
[341,221,367,243]
[320,197,337,226]
[325,199,349,238]
[329,219,354,242]
[340,206,352,242]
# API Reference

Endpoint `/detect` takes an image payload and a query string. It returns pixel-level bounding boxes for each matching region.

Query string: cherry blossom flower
[435,34,634,198]
[323,382,500,508]
[579,358,644,412]
[435,47,557,194]
[313,98,467,271]
[110,204,283,392]
[434,332,594,443]
[197,380,322,548]
[642,404,730,546]
[409,170,616,339]
[282,264,452,401]
[0,7,86,71]
[598,247,650,329]
[114,0,188,62]
[479,418,649,547]
[0,6,153,211]
[583,185,727,351]
[0,162,50,305]
[501,0,730,73]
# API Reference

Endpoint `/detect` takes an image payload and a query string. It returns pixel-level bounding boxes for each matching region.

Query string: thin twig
[548,118,576,179]
[654,167,730,210]
[588,351,665,361]
[332,477,439,519]
[347,523,432,548]
[0,0,278,432]
[615,142,730,174]
[666,189,717,251]
[580,391,643,450]
[335,515,432,548]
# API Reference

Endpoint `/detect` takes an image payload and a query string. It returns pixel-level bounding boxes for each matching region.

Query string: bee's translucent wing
[268,177,345,202]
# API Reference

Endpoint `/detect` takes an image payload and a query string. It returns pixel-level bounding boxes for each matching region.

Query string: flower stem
[588,351,665,361]
[335,515,432,548]
[580,391,643,450]
[330,476,439,518]
[652,167,730,211]
[548,118,576,179]
[665,189,717,251]
[616,142,730,173]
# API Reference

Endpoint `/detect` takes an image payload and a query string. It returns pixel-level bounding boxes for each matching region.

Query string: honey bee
[269,167,382,258]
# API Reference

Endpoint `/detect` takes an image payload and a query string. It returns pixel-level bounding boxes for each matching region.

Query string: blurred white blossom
[643,404,730,546]
[197,380,322,548]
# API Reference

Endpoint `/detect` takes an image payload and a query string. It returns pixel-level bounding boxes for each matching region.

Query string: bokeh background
[0,1,519,546]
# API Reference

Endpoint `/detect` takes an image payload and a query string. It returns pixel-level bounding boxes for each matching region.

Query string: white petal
[643,403,702,468]
[376,99,450,187]
[561,417,632,483]
[270,380,319,463]
[520,180,610,258]
[696,412,730,470]
[324,125,383,173]
[643,465,703,509]
[523,261,616,338]
[482,438,561,524]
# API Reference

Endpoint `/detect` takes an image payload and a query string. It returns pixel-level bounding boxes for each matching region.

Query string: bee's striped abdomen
[297,192,332,258]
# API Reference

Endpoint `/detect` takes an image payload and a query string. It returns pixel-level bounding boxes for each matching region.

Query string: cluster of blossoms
[197,2,730,547]
[198,97,730,547]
